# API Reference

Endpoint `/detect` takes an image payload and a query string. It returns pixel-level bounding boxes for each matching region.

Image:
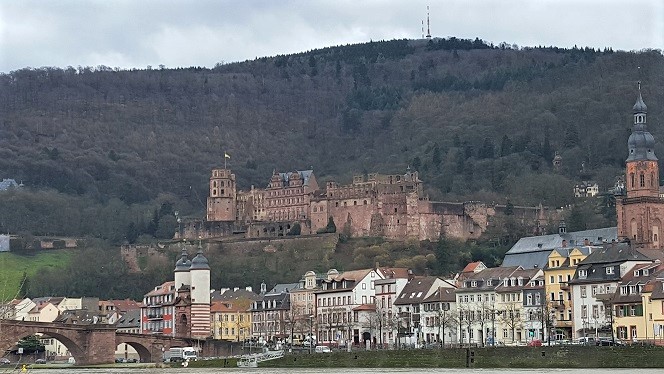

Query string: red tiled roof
[462,261,483,273]
[145,281,176,297]
[353,304,376,311]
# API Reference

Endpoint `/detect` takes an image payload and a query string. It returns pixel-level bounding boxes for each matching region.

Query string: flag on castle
[224,152,231,159]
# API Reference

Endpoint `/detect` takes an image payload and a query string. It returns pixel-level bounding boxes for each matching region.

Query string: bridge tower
[189,242,211,339]
[173,246,191,291]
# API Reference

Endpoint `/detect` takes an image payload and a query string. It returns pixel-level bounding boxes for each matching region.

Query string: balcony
[147,314,164,320]
[552,300,566,310]
[554,319,573,328]
[559,282,569,291]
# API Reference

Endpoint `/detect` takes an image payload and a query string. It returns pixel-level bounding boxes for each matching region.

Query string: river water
[20,369,664,374]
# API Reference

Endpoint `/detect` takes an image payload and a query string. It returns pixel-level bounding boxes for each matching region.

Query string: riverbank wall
[254,346,664,368]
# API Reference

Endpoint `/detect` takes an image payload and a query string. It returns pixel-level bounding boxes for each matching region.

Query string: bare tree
[499,301,524,343]
[433,304,458,347]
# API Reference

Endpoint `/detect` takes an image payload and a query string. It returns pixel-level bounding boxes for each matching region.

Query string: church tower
[616,83,664,249]
[206,167,236,221]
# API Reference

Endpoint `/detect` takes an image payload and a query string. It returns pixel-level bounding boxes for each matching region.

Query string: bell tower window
[630,173,635,188]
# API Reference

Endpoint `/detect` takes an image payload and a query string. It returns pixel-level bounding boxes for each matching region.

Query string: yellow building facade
[544,247,591,340]
[211,300,252,342]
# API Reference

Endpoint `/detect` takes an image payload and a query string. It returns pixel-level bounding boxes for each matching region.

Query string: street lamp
[309,315,314,354]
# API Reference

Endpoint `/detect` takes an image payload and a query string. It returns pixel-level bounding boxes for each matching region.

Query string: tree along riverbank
[190,346,664,369]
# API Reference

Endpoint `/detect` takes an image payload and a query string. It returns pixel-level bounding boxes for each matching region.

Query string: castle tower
[616,83,664,249]
[173,247,191,291]
[188,242,211,338]
[206,167,236,221]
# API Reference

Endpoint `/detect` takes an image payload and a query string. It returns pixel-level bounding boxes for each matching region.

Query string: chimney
[245,286,252,292]
[584,238,590,246]
[562,240,567,248]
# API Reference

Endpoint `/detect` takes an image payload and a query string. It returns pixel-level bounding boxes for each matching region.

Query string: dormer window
[578,269,587,278]
[644,269,649,276]
[606,267,614,275]
[487,280,492,286]
[621,286,628,295]
[634,270,640,277]
[471,281,477,287]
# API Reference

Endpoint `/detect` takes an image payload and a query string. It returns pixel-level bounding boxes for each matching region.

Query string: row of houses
[6,235,664,351]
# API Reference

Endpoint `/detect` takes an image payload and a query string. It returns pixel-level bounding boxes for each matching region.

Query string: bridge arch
[114,338,153,363]
[0,326,86,364]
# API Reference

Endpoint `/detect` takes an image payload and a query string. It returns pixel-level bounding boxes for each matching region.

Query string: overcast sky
[1,0,662,73]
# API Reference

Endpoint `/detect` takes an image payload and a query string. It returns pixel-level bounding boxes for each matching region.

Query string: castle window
[394,208,398,213]
[640,173,645,188]
[364,200,367,205]
[631,173,635,188]
[651,173,655,187]
[354,201,357,206]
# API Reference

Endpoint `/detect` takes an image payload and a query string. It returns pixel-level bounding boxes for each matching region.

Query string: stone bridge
[0,320,192,365]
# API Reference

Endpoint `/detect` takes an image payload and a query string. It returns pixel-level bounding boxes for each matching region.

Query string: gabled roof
[462,261,486,274]
[108,299,141,312]
[495,269,541,292]
[503,227,617,269]
[423,286,456,303]
[394,276,446,305]
[333,269,373,282]
[507,227,618,254]
[116,309,141,329]
[578,243,650,265]
[276,170,314,187]
[379,267,411,279]
[145,281,176,297]
[211,288,260,302]
[266,283,300,295]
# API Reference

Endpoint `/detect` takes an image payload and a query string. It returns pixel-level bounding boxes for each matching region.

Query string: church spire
[626,82,655,162]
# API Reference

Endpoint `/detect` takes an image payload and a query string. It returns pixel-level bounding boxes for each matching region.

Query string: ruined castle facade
[178,168,552,242]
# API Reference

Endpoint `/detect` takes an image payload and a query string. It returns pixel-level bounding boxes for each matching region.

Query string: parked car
[35,359,47,364]
[315,345,331,353]
[528,339,542,347]
[0,358,11,364]
[577,337,596,345]
[597,339,624,346]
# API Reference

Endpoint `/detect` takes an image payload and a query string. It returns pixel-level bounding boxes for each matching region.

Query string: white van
[314,345,331,353]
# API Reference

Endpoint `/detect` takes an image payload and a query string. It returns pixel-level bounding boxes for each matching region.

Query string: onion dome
[626,85,656,162]
[190,243,210,270]
[174,247,191,272]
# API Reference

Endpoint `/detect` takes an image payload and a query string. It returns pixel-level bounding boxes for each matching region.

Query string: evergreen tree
[500,135,513,157]
[326,217,337,233]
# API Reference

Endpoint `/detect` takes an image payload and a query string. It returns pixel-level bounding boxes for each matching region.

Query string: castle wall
[246,220,311,238]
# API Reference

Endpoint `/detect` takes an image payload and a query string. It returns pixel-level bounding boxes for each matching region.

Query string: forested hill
[0,38,663,242]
